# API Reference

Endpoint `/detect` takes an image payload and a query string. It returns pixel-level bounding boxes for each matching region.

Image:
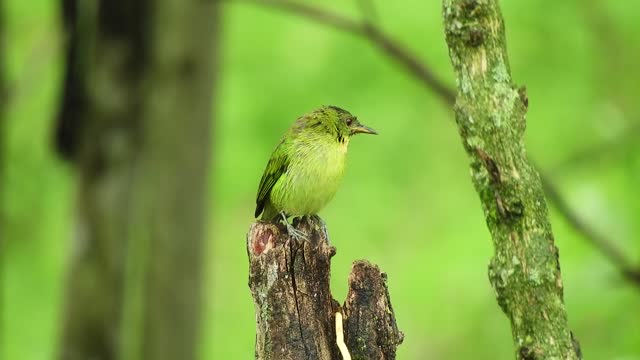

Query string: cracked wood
[247,217,403,360]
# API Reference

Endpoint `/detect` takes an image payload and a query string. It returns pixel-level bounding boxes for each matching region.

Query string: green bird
[255,105,377,238]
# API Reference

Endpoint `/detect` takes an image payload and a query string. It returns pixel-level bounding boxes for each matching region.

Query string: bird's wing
[255,142,289,218]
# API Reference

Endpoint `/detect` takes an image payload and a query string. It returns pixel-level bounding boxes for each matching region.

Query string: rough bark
[442,1,581,359]
[247,217,403,360]
[56,1,219,359]
[343,262,404,360]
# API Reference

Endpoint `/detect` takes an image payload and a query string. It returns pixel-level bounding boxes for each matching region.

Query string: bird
[254,105,377,239]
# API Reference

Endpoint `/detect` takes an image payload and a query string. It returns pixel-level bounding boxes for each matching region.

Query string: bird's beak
[350,123,378,135]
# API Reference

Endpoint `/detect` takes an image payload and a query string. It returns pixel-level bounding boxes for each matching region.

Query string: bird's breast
[271,139,348,215]
[293,140,346,188]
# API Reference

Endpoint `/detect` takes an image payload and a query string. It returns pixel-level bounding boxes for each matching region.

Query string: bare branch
[237,0,362,34]
[233,0,456,105]
[552,122,640,172]
[229,0,640,288]
[540,171,640,287]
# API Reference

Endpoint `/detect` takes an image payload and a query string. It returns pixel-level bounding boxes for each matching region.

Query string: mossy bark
[247,217,403,360]
[442,1,581,359]
[56,1,219,359]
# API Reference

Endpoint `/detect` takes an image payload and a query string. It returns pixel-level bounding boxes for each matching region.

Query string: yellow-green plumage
[255,106,377,220]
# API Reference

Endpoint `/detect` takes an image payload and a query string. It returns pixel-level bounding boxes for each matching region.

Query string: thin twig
[540,172,640,286]
[229,0,640,288]
[552,122,640,172]
[233,0,456,105]
[237,0,362,33]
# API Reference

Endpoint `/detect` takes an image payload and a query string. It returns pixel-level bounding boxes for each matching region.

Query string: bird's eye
[346,118,353,126]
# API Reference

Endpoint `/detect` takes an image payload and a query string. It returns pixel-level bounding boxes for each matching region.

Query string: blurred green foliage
[3,0,640,359]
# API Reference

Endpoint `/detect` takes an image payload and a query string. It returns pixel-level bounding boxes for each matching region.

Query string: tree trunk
[247,217,403,360]
[442,1,581,359]
[55,1,219,359]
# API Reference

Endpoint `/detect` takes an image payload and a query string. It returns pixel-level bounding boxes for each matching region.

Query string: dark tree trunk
[55,1,219,359]
[247,217,404,360]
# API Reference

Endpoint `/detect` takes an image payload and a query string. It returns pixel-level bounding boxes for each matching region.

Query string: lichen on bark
[442,0,581,359]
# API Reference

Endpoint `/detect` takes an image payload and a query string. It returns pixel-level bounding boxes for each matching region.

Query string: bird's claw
[279,211,308,241]
[286,222,308,241]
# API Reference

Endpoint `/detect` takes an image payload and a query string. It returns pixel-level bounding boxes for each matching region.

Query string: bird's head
[301,105,377,141]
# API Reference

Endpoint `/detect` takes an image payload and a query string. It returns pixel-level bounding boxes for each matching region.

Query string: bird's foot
[280,212,308,241]
[285,222,308,241]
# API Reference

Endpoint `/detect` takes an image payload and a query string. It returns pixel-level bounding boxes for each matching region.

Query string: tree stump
[247,217,403,360]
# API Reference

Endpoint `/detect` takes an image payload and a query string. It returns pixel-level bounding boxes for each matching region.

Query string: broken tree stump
[247,217,403,360]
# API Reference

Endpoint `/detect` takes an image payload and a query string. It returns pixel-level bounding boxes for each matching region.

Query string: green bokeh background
[3,0,640,359]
